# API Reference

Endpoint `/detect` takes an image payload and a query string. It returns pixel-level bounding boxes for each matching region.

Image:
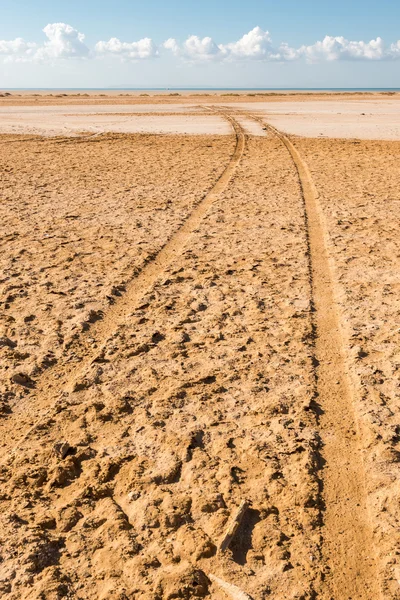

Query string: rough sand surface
[0,133,234,416]
[295,137,400,599]
[1,132,322,600]
[0,108,399,599]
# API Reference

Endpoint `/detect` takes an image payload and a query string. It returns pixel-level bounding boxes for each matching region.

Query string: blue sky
[1,0,400,88]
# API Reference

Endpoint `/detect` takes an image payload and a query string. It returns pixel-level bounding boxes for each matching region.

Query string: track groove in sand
[259,118,381,599]
[1,113,246,461]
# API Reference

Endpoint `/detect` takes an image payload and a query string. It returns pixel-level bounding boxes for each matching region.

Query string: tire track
[252,115,380,599]
[1,113,245,462]
[1,108,380,597]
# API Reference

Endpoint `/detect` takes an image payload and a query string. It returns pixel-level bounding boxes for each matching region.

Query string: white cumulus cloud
[95,37,158,60]
[220,27,273,59]
[184,35,222,60]
[220,27,300,61]
[299,36,387,62]
[0,23,89,63]
[163,38,180,56]
[163,27,400,63]
[165,35,224,61]
[36,23,89,60]
[389,40,400,59]
[0,38,37,62]
[2,24,400,66]
[163,27,299,62]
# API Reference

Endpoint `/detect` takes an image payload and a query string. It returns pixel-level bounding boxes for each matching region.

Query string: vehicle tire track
[1,113,246,462]
[254,116,381,599]
[225,106,380,597]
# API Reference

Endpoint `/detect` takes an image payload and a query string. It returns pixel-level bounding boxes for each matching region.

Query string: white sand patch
[0,104,202,114]
[3,98,400,138]
[0,104,231,136]
[233,99,400,139]
[234,115,268,136]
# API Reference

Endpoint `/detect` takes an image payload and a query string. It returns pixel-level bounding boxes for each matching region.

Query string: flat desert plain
[0,93,399,600]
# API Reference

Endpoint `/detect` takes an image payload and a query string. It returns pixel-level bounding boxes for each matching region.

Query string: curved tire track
[1,113,246,462]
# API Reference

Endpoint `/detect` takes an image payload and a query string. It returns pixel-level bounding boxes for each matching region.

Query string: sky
[1,0,400,88]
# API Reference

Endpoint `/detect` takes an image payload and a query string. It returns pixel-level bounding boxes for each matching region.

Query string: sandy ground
[0,99,399,599]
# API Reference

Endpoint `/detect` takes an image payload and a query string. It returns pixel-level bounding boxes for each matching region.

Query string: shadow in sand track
[230,508,261,566]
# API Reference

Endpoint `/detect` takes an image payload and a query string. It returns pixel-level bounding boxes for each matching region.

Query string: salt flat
[1,96,400,138]
[0,104,230,136]
[236,98,400,139]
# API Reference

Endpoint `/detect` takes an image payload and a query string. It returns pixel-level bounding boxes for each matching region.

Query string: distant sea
[3,87,400,93]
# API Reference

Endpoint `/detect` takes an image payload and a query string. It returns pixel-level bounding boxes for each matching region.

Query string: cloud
[221,27,273,59]
[163,35,222,61]
[2,24,400,66]
[220,27,300,61]
[163,38,180,56]
[0,23,89,63]
[0,38,37,62]
[95,37,158,60]
[163,27,400,63]
[36,23,89,60]
[184,35,222,60]
[299,36,387,62]
[275,43,301,62]
[389,40,400,59]
[162,27,299,62]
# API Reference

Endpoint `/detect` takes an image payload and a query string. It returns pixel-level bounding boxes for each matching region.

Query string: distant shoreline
[2,87,400,94]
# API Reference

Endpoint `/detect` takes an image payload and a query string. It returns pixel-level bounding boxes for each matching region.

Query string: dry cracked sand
[0,94,399,600]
